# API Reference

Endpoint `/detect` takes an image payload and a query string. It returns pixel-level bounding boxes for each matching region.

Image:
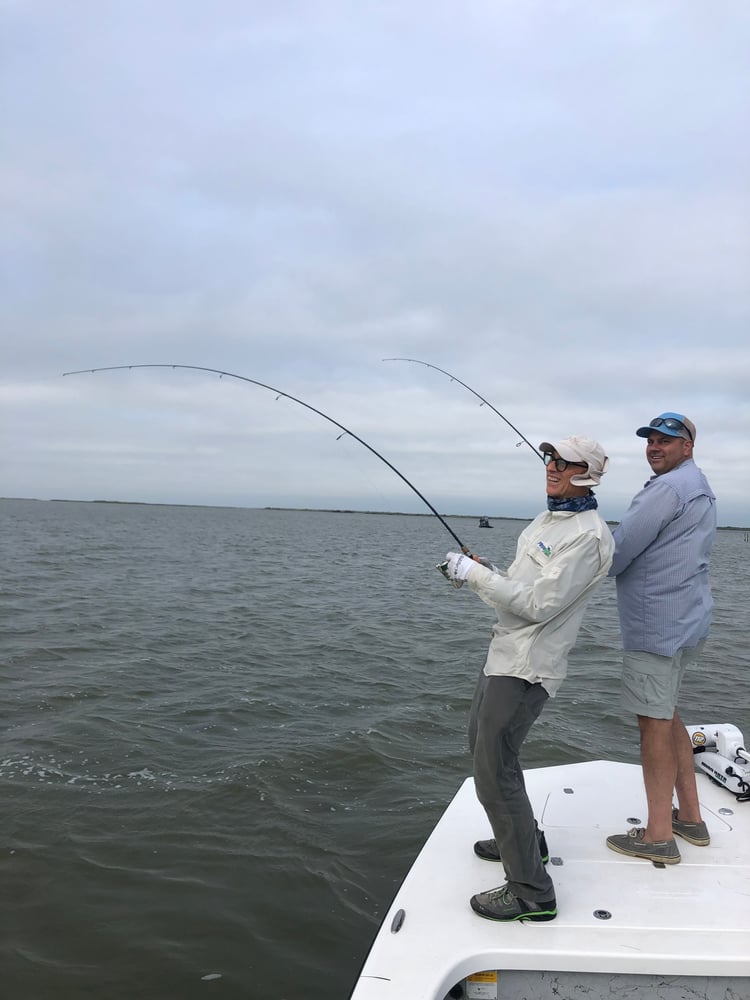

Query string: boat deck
[350,759,750,999]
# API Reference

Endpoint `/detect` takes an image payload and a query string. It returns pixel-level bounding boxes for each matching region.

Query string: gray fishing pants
[468,670,555,902]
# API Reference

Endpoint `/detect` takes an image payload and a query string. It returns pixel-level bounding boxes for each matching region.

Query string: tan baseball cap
[538,435,610,487]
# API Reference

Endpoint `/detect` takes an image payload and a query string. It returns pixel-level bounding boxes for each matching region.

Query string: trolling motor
[685,724,750,801]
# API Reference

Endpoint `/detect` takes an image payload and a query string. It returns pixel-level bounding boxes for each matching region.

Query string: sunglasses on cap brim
[649,417,692,440]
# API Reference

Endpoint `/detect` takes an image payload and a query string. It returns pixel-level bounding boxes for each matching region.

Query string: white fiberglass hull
[350,758,750,999]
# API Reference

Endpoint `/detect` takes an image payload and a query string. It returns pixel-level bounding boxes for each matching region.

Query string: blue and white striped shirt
[609,458,716,655]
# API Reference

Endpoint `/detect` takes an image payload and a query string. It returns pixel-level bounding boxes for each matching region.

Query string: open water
[2,499,748,1000]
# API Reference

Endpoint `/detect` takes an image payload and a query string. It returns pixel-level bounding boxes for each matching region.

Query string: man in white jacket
[442,436,614,922]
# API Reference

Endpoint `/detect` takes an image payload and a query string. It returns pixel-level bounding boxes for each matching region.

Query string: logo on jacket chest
[537,541,552,557]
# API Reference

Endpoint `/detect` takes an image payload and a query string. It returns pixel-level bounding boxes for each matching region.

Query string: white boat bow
[350,728,750,1000]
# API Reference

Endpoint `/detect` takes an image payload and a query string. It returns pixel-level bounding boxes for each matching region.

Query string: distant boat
[478,516,492,528]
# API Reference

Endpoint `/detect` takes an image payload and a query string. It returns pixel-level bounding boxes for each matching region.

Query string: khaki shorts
[621,641,705,720]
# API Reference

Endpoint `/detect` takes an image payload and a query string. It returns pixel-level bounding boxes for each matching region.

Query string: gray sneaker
[672,807,710,846]
[470,882,557,922]
[606,827,681,864]
[474,830,550,864]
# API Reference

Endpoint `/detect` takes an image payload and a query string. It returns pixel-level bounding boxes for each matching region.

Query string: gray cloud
[3,1,749,526]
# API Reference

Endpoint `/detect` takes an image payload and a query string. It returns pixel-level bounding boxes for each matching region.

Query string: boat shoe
[606,826,681,864]
[474,830,550,864]
[672,807,710,846]
[470,883,557,922]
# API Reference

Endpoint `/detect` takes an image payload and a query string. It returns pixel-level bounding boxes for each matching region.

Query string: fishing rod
[62,363,473,555]
[383,357,543,461]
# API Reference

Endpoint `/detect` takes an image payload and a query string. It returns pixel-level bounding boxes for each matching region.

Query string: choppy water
[2,499,748,999]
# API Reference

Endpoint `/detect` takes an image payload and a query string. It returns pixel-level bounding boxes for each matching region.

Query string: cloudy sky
[3,1,749,527]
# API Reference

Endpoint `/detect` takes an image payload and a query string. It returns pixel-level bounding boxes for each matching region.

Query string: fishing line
[63,363,472,554]
[383,357,543,461]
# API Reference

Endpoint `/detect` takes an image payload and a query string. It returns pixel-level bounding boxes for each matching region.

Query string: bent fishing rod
[383,357,543,461]
[63,363,473,555]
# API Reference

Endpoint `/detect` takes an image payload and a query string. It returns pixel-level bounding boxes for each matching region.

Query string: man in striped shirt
[606,412,716,865]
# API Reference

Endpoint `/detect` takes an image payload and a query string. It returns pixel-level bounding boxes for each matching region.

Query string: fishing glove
[442,551,476,588]
[474,555,499,572]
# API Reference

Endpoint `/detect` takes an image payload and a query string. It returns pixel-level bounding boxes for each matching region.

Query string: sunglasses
[648,417,693,440]
[543,453,588,472]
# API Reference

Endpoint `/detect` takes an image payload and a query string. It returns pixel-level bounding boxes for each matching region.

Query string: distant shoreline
[1,496,529,521]
[2,497,749,531]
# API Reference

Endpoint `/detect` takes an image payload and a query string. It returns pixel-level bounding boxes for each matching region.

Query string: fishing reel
[686,724,750,801]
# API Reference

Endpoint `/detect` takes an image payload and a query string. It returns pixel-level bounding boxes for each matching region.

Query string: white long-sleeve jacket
[464,508,614,696]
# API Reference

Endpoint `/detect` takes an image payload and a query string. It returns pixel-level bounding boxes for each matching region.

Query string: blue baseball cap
[636,412,696,441]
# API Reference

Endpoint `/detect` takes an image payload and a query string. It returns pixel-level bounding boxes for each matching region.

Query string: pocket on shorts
[621,652,675,719]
